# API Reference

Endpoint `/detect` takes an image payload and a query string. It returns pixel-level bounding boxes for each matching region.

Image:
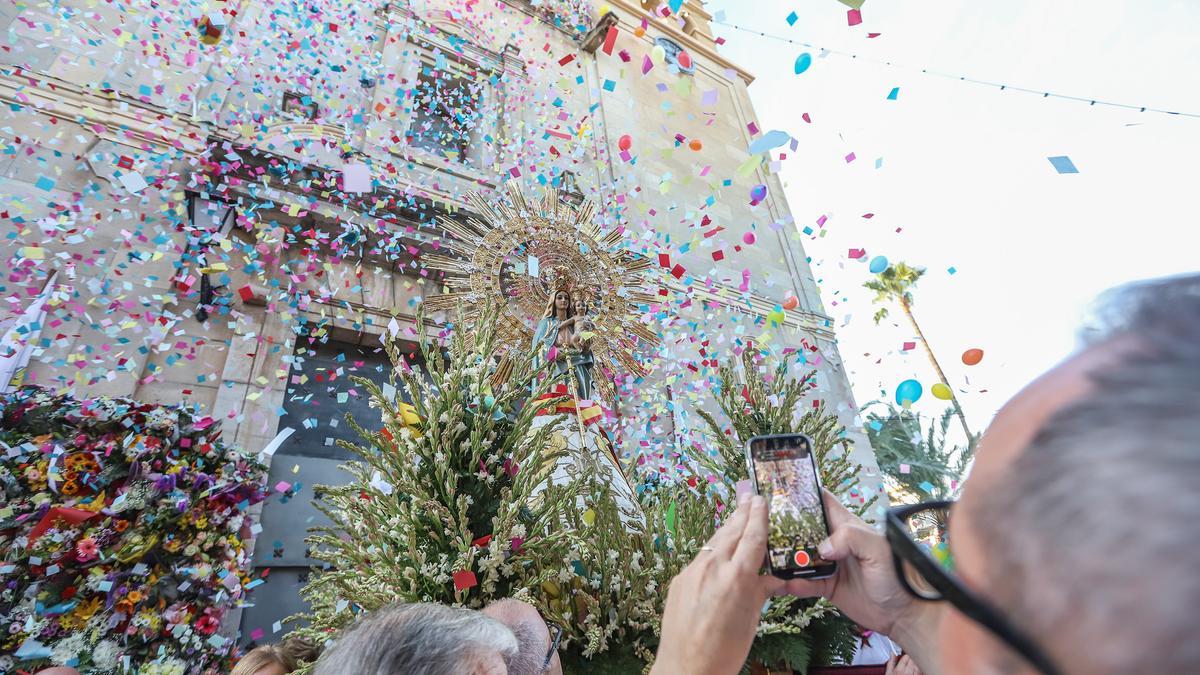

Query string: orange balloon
[688,139,702,151]
[962,348,984,366]
[634,27,646,37]
[782,296,799,311]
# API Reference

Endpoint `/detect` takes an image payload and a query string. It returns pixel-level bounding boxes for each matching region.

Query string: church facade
[0,0,878,642]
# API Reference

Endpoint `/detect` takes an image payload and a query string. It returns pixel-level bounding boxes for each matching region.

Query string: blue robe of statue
[532,316,569,378]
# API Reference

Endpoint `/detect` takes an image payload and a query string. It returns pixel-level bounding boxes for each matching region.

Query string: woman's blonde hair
[231,637,320,675]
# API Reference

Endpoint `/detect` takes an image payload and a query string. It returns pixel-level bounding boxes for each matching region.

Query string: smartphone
[746,433,837,579]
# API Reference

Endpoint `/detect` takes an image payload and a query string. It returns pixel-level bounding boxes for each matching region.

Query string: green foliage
[864,261,926,324]
[693,346,875,515]
[865,402,976,501]
[744,631,813,675]
[290,305,580,643]
[291,326,872,672]
[805,611,861,669]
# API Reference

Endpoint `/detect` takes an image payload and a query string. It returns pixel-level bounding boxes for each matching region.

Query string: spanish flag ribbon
[535,384,603,427]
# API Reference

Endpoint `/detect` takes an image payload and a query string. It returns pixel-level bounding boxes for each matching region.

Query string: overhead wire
[713,20,1200,120]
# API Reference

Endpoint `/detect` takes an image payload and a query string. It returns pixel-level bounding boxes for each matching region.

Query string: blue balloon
[869,256,889,274]
[748,129,791,155]
[794,52,812,75]
[895,379,923,405]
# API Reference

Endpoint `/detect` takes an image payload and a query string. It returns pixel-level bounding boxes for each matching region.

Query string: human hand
[886,654,921,675]
[780,492,939,652]
[651,494,783,675]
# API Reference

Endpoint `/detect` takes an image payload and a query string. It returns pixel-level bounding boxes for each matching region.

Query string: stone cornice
[0,68,208,155]
[603,0,754,85]
[679,282,836,341]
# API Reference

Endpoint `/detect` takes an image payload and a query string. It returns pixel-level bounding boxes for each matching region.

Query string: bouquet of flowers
[0,387,267,673]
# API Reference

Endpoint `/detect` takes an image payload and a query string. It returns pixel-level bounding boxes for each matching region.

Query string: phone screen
[749,434,835,577]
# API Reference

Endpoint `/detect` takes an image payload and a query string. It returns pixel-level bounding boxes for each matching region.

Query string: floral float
[0,387,267,673]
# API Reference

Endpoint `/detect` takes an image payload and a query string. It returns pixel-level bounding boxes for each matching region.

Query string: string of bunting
[713,20,1200,120]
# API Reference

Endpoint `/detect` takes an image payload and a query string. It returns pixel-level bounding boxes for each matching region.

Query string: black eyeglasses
[542,623,563,673]
[885,501,1062,675]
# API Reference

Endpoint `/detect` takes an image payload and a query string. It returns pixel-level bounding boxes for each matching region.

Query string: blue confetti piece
[786,11,798,25]
[35,176,55,191]
[887,87,900,100]
[919,481,936,494]
[1047,155,1079,174]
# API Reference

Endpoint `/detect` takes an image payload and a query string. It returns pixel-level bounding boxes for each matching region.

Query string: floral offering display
[0,387,267,673]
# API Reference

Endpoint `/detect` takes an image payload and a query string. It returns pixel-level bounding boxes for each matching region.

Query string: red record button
[793,550,811,567]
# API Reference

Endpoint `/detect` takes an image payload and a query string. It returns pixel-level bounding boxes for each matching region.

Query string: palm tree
[864,402,976,502]
[865,262,975,448]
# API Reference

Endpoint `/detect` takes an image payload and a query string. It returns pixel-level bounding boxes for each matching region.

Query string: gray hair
[312,603,519,675]
[973,273,1200,673]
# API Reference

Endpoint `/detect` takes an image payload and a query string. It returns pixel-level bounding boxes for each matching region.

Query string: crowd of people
[33,273,1200,674]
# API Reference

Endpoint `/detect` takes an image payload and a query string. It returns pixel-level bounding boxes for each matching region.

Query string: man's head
[312,603,516,675]
[481,599,563,675]
[312,600,560,675]
[945,274,1200,674]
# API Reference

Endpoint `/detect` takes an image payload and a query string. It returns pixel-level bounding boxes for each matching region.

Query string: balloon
[750,184,768,203]
[794,52,813,74]
[651,45,667,65]
[677,50,692,69]
[634,26,646,37]
[618,134,632,151]
[931,383,953,400]
[743,232,756,245]
[962,348,984,366]
[598,3,611,15]
[782,295,799,311]
[868,256,889,273]
[688,138,702,151]
[895,379,923,405]
[748,129,790,155]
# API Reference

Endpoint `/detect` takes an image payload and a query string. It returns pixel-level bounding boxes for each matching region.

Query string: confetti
[794,52,813,74]
[1047,155,1079,174]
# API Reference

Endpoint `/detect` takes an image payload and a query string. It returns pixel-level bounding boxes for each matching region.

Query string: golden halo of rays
[422,180,660,401]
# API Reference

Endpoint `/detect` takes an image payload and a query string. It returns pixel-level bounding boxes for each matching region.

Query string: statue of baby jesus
[566,290,595,349]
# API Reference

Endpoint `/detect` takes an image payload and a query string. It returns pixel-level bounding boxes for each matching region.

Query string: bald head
[946,274,1200,674]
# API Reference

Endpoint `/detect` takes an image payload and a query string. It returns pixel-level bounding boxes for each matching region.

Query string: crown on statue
[549,266,574,294]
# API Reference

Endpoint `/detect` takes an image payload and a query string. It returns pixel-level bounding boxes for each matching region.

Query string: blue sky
[707,0,1200,442]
